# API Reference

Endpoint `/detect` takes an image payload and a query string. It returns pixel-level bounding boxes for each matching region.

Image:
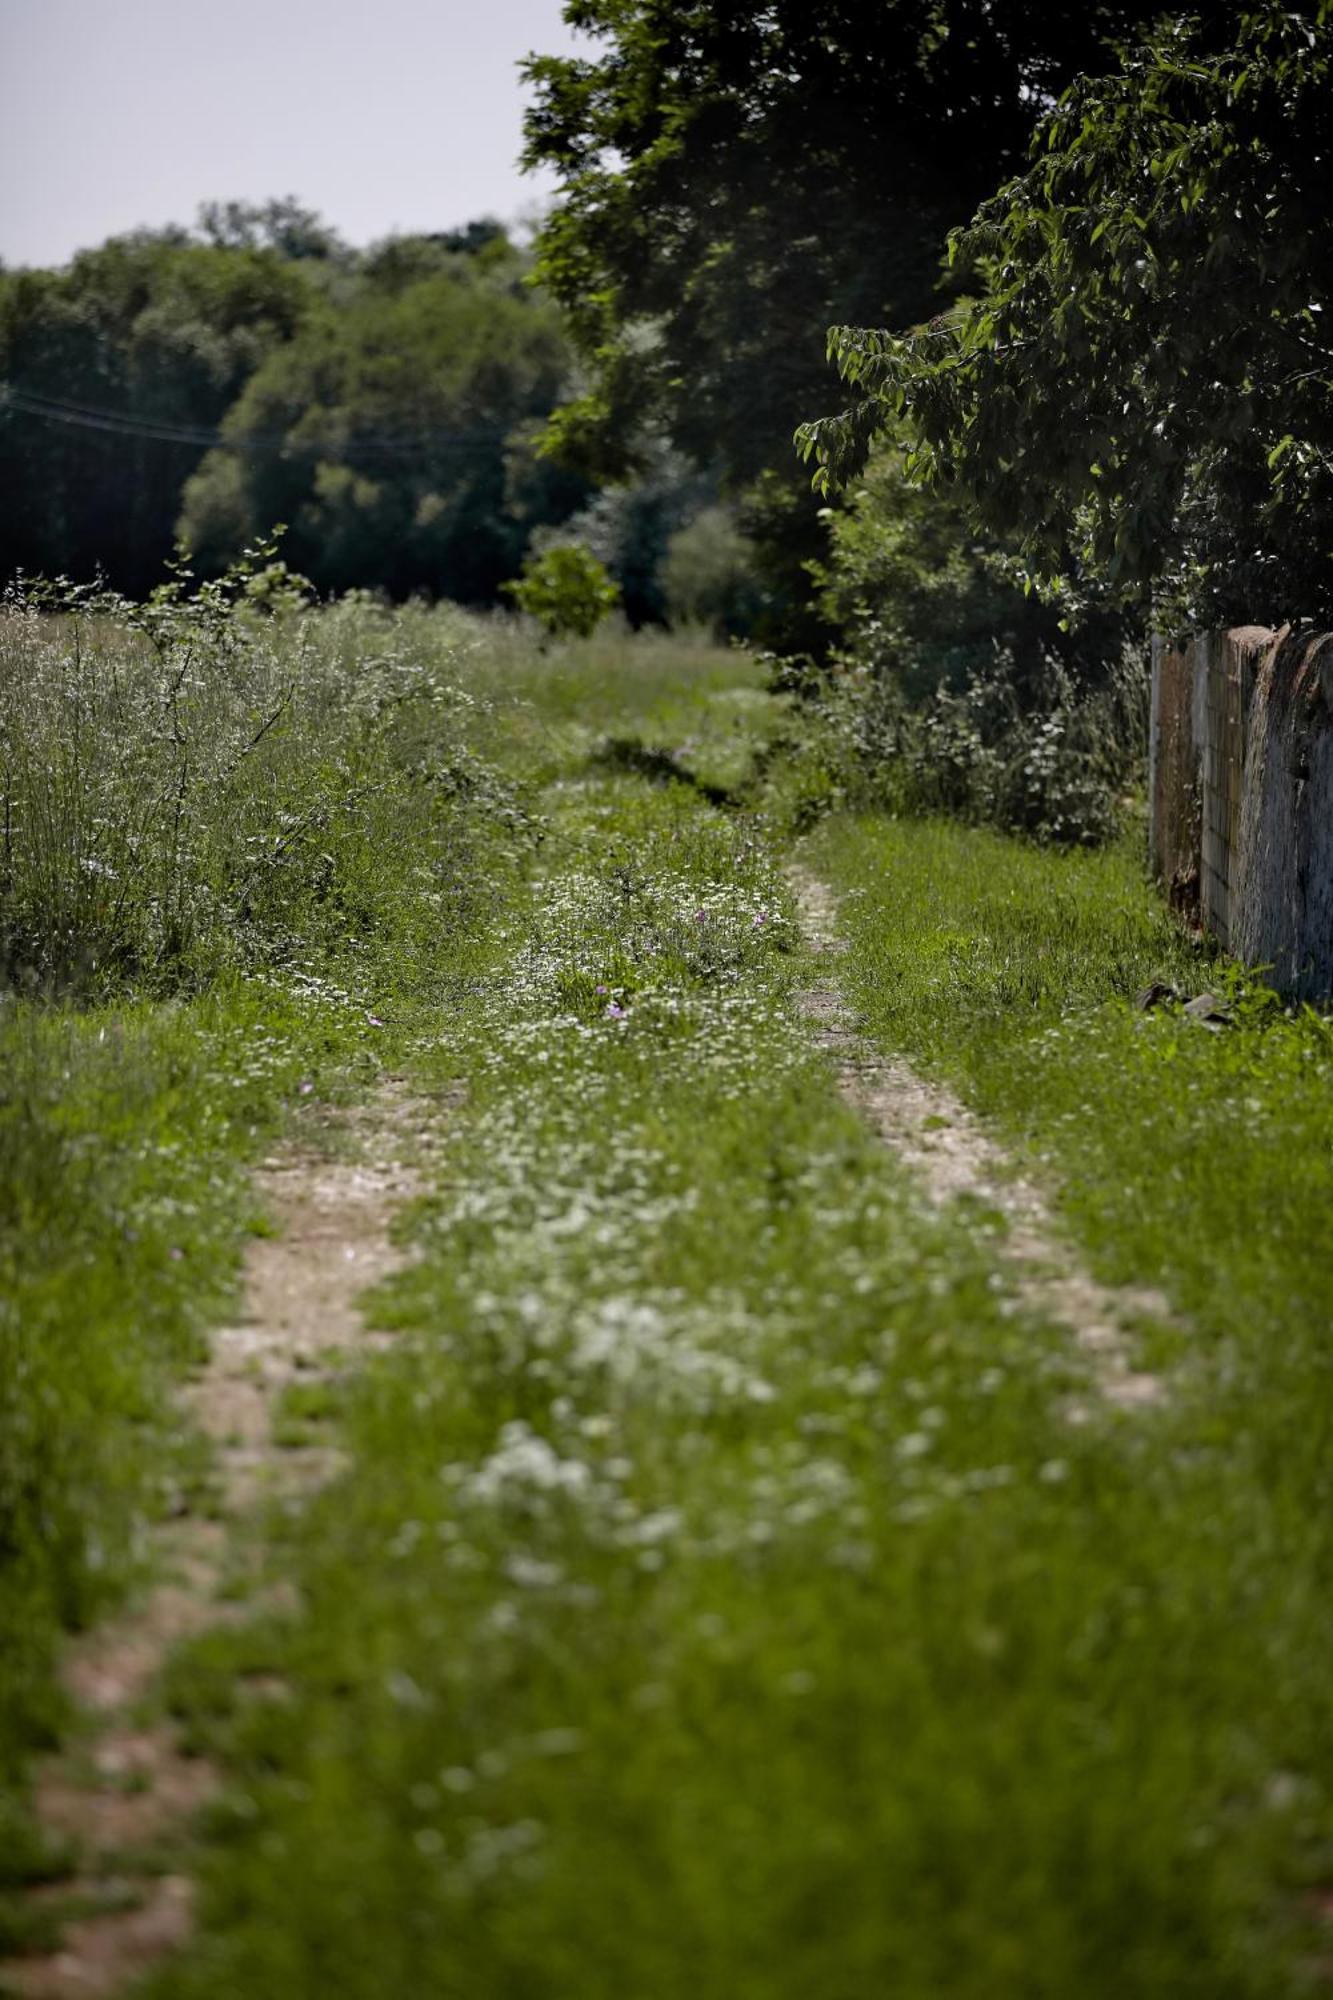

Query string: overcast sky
[0,0,588,268]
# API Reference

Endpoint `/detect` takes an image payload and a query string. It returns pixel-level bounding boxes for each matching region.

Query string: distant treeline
[0,203,593,604]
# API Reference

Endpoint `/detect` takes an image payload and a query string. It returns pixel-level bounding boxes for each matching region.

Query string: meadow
[1,588,1331,1996]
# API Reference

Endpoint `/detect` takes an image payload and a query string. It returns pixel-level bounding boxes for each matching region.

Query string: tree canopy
[1,214,588,603]
[521,0,1153,489]
[179,240,588,603]
[799,2,1333,626]
[0,229,311,596]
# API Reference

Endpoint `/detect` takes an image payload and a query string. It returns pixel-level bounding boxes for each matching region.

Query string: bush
[818,643,1149,847]
[503,544,621,640]
[796,441,1146,845]
[0,551,526,998]
[812,444,1131,702]
[530,441,713,628]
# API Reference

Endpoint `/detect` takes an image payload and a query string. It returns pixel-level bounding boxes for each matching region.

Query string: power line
[0,383,515,456]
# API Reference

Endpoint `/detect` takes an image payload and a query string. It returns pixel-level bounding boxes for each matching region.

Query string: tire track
[790,865,1168,1413]
[9,1088,436,1999]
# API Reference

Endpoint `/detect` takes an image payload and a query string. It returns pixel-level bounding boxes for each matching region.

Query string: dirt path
[10,1088,434,1999]
[790,866,1168,1412]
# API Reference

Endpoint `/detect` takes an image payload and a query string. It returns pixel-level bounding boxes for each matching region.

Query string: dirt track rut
[790,865,1168,1413]
[11,1091,429,1999]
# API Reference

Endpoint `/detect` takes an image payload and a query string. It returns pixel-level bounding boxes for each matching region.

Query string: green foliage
[812,806,1333,1430]
[73,694,1327,2000]
[195,198,346,262]
[523,1,1152,637]
[504,543,621,639]
[793,441,1146,844]
[177,239,587,603]
[531,438,715,628]
[812,443,1131,701]
[0,229,314,596]
[4,630,1332,1990]
[800,3,1333,625]
[819,646,1148,846]
[661,503,764,637]
[0,553,531,997]
[0,594,545,1907]
[1,213,590,606]
[524,0,1149,487]
[0,983,353,1908]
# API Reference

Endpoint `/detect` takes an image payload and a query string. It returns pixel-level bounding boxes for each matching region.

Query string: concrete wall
[1148,624,1333,998]
[1232,629,1333,999]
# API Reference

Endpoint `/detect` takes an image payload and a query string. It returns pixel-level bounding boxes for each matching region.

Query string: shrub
[796,441,1146,845]
[503,545,621,641]
[0,551,526,998]
[820,643,1149,847]
[811,444,1130,704]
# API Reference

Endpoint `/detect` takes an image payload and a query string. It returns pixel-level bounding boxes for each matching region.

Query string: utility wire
[0,383,514,455]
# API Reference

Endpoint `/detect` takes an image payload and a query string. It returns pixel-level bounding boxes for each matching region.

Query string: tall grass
[0,576,541,1932]
[766,645,1150,847]
[0,567,522,999]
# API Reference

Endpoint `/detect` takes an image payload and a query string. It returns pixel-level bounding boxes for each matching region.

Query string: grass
[806,812,1333,1418]
[0,583,537,1934]
[140,760,1333,1993]
[0,981,371,1913]
[2,606,1331,1995]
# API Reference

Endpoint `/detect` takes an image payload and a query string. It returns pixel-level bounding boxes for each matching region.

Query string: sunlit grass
[3,614,1330,1995]
[807,813,1333,1396]
[141,780,1327,1998]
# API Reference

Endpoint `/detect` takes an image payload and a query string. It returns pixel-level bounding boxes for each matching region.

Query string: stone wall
[1148,624,1333,998]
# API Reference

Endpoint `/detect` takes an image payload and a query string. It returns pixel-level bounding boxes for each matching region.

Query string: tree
[523,0,1149,486]
[196,198,347,262]
[504,543,620,638]
[530,437,714,626]
[521,1,1152,643]
[800,3,1333,627]
[810,444,1128,703]
[0,230,313,594]
[178,237,589,602]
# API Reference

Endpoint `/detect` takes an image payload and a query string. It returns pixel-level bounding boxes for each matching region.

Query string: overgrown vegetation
[801,1,1333,627]
[798,443,1148,843]
[791,644,1148,847]
[0,983,360,1915]
[2,599,1331,1994]
[522,0,1154,644]
[0,552,527,997]
[0,584,539,1924]
[5,3,1333,1984]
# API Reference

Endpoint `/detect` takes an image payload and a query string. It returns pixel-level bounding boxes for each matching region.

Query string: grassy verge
[808,811,1333,1955]
[0,983,379,1908]
[806,812,1333,1398]
[119,760,1326,1996]
[0,590,539,1929]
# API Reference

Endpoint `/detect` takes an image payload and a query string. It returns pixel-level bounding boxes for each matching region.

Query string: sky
[0,0,588,268]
